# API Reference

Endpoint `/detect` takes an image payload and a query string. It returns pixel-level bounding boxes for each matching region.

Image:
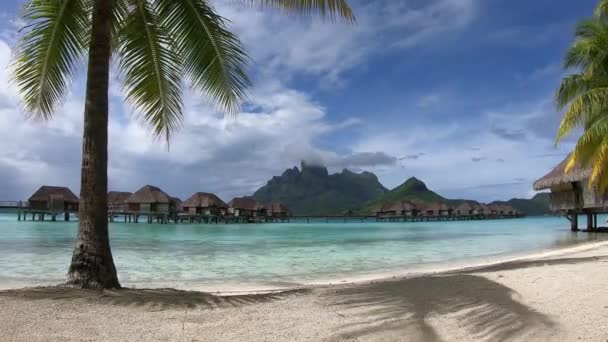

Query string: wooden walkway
[4,200,522,224]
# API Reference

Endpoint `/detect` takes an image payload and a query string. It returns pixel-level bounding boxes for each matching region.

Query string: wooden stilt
[571,213,579,232]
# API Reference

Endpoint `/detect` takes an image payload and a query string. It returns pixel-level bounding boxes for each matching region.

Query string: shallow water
[0,213,605,289]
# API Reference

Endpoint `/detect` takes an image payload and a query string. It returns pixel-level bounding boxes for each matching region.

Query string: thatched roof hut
[533,156,590,191]
[182,192,228,215]
[375,201,418,216]
[28,186,79,211]
[265,202,291,217]
[108,191,132,212]
[421,202,441,216]
[228,197,265,217]
[127,185,171,204]
[534,155,608,230]
[455,202,474,215]
[229,197,261,211]
[183,192,228,208]
[126,185,172,212]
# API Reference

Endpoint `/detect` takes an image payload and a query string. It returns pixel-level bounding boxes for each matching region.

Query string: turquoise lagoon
[0,213,606,289]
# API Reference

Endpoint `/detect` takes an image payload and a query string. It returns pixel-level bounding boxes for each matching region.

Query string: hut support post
[594,213,598,229]
[587,213,593,230]
[566,213,579,232]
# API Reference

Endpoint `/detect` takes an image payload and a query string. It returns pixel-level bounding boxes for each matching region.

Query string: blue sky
[0,0,597,202]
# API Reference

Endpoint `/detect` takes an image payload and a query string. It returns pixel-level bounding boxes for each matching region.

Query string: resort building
[126,185,172,214]
[170,197,183,214]
[438,203,453,216]
[228,197,265,217]
[487,204,500,216]
[265,202,291,218]
[375,201,418,218]
[107,191,132,212]
[28,186,79,212]
[422,203,440,216]
[455,202,474,216]
[182,192,229,216]
[534,156,605,231]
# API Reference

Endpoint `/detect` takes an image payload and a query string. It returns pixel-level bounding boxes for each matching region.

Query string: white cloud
[216,0,477,85]
[0,37,393,200]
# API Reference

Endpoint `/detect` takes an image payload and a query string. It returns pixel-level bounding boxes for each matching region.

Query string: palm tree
[555,0,608,191]
[12,0,354,289]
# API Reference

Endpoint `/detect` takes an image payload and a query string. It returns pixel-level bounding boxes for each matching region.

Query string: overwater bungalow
[126,185,172,214]
[422,203,440,216]
[228,197,265,217]
[182,192,228,216]
[28,186,79,212]
[438,203,452,216]
[455,202,474,216]
[534,156,606,231]
[502,205,516,216]
[265,202,291,218]
[20,186,79,221]
[375,201,418,218]
[487,204,500,216]
[108,191,132,212]
[170,197,182,213]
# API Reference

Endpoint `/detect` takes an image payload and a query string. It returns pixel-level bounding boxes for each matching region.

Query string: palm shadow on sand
[0,287,309,310]
[326,274,555,342]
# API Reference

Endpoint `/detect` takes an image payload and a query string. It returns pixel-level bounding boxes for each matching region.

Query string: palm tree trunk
[66,0,120,289]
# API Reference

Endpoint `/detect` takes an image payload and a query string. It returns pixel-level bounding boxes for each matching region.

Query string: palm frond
[158,0,251,116]
[555,87,608,142]
[595,0,608,20]
[117,0,183,142]
[588,136,608,186]
[566,116,608,171]
[12,0,90,119]
[246,0,355,22]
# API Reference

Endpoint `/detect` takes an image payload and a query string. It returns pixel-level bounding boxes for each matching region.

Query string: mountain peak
[300,160,329,177]
[253,164,387,215]
[397,177,428,192]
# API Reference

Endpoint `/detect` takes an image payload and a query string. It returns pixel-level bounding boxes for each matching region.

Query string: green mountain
[490,193,551,216]
[252,164,551,216]
[363,177,446,212]
[252,162,387,215]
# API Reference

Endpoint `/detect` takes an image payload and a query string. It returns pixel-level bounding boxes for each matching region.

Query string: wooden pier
[6,200,524,225]
[0,201,76,222]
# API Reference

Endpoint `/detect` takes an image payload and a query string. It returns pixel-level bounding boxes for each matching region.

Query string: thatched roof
[182,192,228,208]
[533,156,591,190]
[229,197,262,210]
[422,202,442,211]
[108,191,132,204]
[477,204,490,211]
[126,185,171,204]
[377,201,417,213]
[455,202,474,211]
[265,202,290,214]
[29,186,79,203]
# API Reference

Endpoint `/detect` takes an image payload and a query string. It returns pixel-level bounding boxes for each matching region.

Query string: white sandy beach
[1,242,608,341]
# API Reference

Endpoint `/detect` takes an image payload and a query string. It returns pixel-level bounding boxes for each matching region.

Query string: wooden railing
[0,201,27,209]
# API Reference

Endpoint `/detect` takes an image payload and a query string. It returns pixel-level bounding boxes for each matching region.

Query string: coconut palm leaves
[248,0,355,21]
[555,0,608,191]
[118,0,184,142]
[12,0,90,119]
[13,0,354,141]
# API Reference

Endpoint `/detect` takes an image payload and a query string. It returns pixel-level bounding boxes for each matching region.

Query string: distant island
[252,162,550,216]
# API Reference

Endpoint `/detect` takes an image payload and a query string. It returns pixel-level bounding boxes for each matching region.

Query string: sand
[1,243,608,341]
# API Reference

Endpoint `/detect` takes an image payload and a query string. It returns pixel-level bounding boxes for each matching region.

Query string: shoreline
[2,239,608,295]
[2,238,608,341]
